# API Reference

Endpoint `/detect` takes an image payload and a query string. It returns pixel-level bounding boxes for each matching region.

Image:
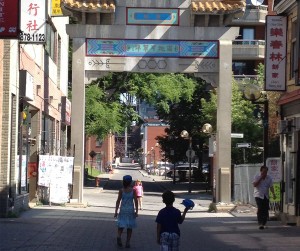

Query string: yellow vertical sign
[269,183,281,203]
[52,0,63,16]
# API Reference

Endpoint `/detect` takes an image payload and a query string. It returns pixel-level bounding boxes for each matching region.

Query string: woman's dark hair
[162,190,175,205]
[260,165,268,171]
[123,180,131,188]
[123,175,132,187]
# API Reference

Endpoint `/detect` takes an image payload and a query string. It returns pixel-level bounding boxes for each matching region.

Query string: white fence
[234,164,262,205]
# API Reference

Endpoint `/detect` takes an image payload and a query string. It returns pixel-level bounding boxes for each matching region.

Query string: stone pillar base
[218,167,231,203]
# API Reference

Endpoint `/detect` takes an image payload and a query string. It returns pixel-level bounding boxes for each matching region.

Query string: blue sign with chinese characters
[127,8,179,25]
[86,39,219,58]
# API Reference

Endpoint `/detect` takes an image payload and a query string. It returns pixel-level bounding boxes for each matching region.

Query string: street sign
[89,150,97,158]
[231,133,244,138]
[186,150,195,158]
[236,143,251,148]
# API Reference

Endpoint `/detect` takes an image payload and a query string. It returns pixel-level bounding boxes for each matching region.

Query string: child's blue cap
[181,199,195,209]
[123,175,132,183]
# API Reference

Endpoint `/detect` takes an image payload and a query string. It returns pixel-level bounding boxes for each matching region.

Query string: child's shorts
[160,232,180,251]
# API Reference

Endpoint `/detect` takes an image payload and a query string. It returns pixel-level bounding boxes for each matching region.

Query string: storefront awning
[278,89,300,105]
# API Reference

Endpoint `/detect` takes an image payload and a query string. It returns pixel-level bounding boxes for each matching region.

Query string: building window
[241,28,255,40]
[18,104,30,194]
[246,0,267,5]
[57,36,61,89]
[45,23,57,62]
[232,61,255,75]
[41,115,55,154]
[96,138,103,147]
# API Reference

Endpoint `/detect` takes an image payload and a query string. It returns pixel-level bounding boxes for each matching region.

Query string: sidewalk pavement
[1,165,300,250]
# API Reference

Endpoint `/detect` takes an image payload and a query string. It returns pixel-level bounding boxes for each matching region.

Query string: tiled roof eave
[61,0,116,14]
[62,5,115,14]
[191,1,246,15]
[191,9,245,15]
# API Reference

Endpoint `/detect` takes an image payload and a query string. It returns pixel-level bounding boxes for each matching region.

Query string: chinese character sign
[265,16,287,91]
[0,0,20,38]
[20,0,46,43]
[51,0,63,16]
[86,39,219,58]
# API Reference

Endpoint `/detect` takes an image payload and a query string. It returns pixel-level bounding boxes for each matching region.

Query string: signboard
[236,143,251,148]
[86,39,219,58]
[20,0,46,43]
[186,150,195,162]
[0,0,20,38]
[231,133,244,138]
[127,8,179,25]
[265,15,287,91]
[266,157,282,182]
[209,134,216,157]
[186,150,195,158]
[28,162,37,178]
[61,96,71,126]
[51,0,63,16]
[269,182,281,203]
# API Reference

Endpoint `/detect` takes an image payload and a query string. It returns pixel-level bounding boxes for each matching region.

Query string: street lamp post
[261,98,269,164]
[170,149,175,184]
[181,130,192,193]
[243,84,269,164]
[151,143,159,171]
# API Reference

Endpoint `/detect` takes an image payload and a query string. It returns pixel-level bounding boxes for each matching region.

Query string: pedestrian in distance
[133,179,144,210]
[252,165,276,230]
[114,175,139,248]
[156,190,191,251]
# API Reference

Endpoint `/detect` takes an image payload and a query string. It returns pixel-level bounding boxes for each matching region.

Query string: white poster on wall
[266,157,282,182]
[38,155,74,203]
[16,155,27,188]
[38,155,51,187]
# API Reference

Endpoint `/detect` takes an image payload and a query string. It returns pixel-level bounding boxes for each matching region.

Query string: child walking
[156,190,190,251]
[114,175,138,248]
[133,180,144,210]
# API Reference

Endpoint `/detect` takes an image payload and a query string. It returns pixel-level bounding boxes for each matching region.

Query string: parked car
[166,164,198,181]
[202,163,210,182]
[202,163,209,174]
[157,164,173,176]
[146,162,173,176]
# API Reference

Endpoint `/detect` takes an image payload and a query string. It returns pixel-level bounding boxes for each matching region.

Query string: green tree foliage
[85,84,124,139]
[85,69,276,165]
[202,80,263,164]
[85,73,196,140]
[154,76,210,168]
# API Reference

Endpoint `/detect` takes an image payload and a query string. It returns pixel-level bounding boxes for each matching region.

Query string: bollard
[95,177,100,187]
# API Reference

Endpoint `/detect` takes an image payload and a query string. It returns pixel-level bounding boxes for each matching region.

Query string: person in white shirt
[252,165,276,229]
